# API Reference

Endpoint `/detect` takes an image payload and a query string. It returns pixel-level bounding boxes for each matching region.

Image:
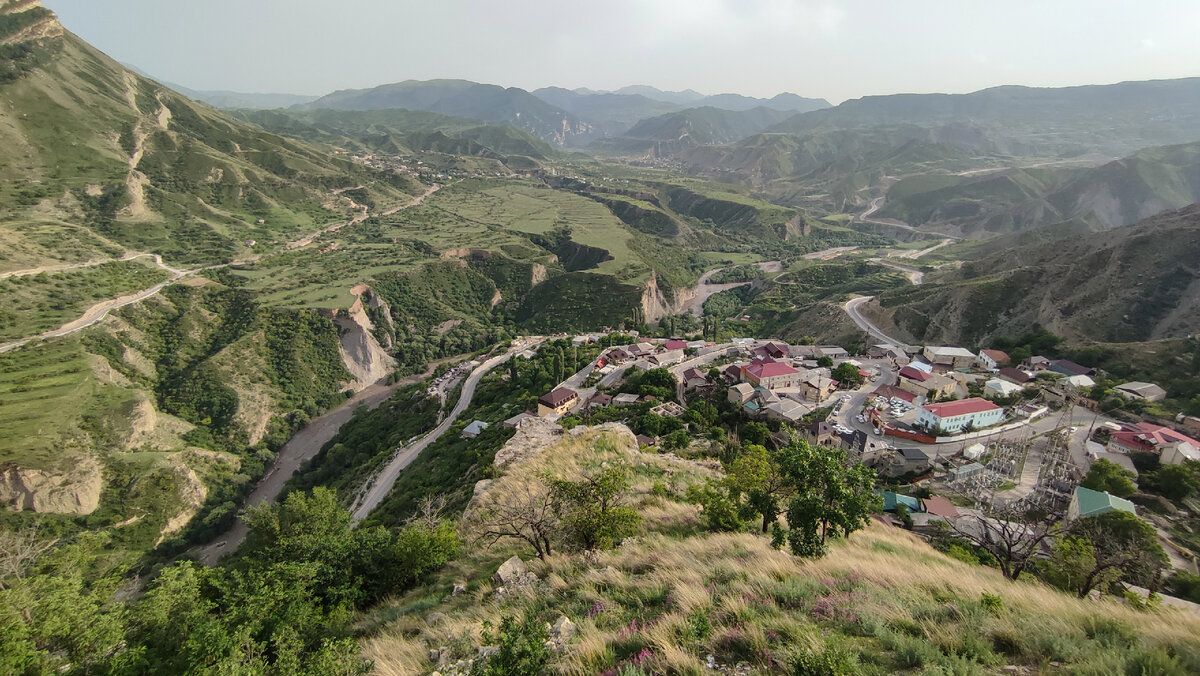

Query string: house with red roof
[977,349,1009,371]
[915,397,1004,433]
[1108,422,1200,463]
[663,339,688,351]
[743,360,801,390]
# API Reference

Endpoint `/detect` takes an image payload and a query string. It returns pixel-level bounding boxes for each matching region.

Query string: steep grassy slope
[879,141,1200,236]
[0,4,417,270]
[231,108,554,161]
[362,425,1200,676]
[770,78,1200,157]
[592,106,795,155]
[874,204,1200,346]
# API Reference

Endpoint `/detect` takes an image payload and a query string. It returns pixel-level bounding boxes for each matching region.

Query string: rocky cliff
[0,455,103,514]
[640,270,697,323]
[335,286,397,390]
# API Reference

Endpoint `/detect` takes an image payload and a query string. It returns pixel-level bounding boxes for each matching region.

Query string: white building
[916,398,1004,433]
[984,378,1023,399]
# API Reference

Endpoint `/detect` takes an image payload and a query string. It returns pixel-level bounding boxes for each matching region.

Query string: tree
[831,362,864,388]
[726,444,793,533]
[817,356,834,368]
[741,421,771,446]
[686,482,749,532]
[1042,511,1168,597]
[547,465,641,551]
[471,613,551,676]
[1146,461,1200,502]
[951,501,1059,580]
[661,428,691,451]
[1080,458,1137,498]
[777,440,878,557]
[468,481,558,560]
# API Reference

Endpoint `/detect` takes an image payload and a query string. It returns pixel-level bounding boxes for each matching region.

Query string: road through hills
[349,339,540,523]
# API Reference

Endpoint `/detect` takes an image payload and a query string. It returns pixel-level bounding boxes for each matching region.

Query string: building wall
[916,406,1004,432]
[537,397,576,418]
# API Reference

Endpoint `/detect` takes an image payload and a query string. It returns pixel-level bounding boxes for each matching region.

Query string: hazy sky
[44,0,1200,103]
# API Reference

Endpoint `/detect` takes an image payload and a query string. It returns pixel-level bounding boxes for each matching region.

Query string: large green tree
[1080,458,1137,498]
[777,440,878,557]
[1042,511,1168,597]
[726,444,794,533]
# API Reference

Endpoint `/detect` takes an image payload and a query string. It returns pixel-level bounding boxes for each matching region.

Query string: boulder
[551,615,576,641]
[452,581,467,595]
[492,556,528,586]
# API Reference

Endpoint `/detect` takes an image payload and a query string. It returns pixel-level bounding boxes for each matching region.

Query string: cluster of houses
[720,342,854,424]
[877,344,1172,418]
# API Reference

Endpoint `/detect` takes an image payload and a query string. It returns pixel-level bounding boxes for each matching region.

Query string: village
[449,330,1200,594]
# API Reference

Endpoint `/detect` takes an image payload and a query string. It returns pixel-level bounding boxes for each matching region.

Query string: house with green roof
[1066,486,1136,522]
[877,490,920,513]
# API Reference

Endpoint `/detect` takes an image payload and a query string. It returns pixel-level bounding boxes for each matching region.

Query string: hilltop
[869,204,1200,346]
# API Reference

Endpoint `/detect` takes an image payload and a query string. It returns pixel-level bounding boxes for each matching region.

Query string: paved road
[870,258,924,285]
[1,182,438,354]
[0,254,190,354]
[349,340,538,522]
[856,194,961,241]
[842,296,911,350]
[194,378,408,564]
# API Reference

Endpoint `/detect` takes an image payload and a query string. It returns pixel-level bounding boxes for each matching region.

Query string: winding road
[0,183,441,355]
[686,267,753,318]
[843,296,911,351]
[0,254,190,354]
[349,339,539,522]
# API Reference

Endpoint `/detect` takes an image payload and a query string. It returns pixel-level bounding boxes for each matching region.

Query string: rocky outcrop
[335,287,397,390]
[0,455,103,515]
[530,263,548,286]
[156,460,208,545]
[640,270,697,324]
[492,417,563,470]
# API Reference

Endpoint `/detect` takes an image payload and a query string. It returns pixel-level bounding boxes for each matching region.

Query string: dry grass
[361,423,1200,675]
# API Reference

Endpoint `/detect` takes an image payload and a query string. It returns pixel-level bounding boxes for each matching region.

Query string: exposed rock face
[335,287,397,390]
[530,263,548,286]
[156,461,208,545]
[492,417,563,469]
[0,455,103,515]
[640,270,697,324]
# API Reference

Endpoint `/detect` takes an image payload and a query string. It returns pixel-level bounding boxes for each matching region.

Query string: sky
[43,0,1200,104]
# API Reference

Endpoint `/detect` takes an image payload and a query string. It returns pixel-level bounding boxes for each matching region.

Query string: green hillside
[591,106,795,154]
[231,108,555,161]
[874,204,1200,346]
[877,141,1200,236]
[301,78,593,147]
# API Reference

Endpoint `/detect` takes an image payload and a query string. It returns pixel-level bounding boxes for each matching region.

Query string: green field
[0,338,103,469]
[0,220,126,273]
[422,181,650,282]
[0,258,172,341]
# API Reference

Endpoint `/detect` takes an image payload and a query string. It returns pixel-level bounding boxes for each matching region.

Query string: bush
[471,614,551,676]
[793,641,858,676]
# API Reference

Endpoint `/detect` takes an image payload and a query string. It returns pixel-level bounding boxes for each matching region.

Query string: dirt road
[0,254,189,354]
[192,355,468,564]
[686,267,753,318]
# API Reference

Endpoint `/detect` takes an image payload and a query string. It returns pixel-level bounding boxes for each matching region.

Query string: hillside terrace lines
[0,180,437,353]
[286,182,443,249]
